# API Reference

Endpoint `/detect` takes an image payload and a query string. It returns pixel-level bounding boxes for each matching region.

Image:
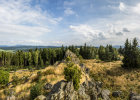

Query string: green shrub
[30,83,43,100]
[36,71,42,82]
[66,56,71,62]
[64,63,81,90]
[12,74,19,86]
[0,70,9,85]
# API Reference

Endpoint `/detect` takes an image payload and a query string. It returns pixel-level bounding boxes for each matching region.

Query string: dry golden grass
[1,62,89,99]
[84,59,140,99]
[1,59,139,100]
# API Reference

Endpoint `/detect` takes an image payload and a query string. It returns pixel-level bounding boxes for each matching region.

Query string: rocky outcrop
[65,50,80,64]
[43,80,110,100]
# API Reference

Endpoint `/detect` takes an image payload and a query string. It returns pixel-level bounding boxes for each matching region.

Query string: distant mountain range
[0,45,60,51]
[0,45,123,51]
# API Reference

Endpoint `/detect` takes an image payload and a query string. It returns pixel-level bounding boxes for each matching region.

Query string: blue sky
[0,0,140,46]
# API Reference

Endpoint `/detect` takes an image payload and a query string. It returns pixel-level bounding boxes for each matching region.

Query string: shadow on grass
[105,65,140,77]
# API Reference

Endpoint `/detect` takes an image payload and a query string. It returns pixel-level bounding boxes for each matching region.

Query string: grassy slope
[0,62,89,100]
[83,59,140,100]
[0,59,140,100]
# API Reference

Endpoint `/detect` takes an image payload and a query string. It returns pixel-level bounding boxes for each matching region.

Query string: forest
[0,44,120,71]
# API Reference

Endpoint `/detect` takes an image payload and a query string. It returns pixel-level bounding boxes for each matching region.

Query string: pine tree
[122,38,140,68]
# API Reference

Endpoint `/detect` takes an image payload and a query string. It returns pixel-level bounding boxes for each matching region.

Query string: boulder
[131,95,140,100]
[112,91,122,98]
[129,92,140,100]
[65,81,78,100]
[6,95,15,100]
[85,68,90,74]
[82,80,98,100]
[44,83,53,90]
[78,85,90,100]
[101,89,110,100]
[47,80,66,100]
[34,95,46,100]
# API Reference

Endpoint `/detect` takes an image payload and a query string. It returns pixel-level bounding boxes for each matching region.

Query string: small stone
[112,91,122,98]
[44,83,53,90]
[101,89,110,100]
[34,95,46,100]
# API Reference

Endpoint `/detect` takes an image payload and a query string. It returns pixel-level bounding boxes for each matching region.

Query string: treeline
[0,44,120,70]
[122,38,140,68]
[0,47,66,70]
[98,45,119,61]
[67,44,119,61]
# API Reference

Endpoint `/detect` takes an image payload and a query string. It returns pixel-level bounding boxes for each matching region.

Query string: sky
[0,0,140,46]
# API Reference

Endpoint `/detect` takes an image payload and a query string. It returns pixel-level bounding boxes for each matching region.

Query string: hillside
[0,50,139,100]
[0,46,59,51]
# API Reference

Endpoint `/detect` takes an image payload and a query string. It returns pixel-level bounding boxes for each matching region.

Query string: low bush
[64,63,81,90]
[0,70,9,85]
[12,74,19,86]
[30,83,43,100]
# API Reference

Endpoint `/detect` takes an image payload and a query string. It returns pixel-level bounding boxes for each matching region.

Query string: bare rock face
[65,50,80,64]
[46,80,78,100]
[44,79,110,100]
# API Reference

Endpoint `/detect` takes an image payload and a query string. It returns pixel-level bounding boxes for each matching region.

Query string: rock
[131,95,140,100]
[6,95,15,100]
[46,79,104,100]
[65,81,78,100]
[44,83,53,90]
[47,80,98,100]
[46,80,66,100]
[6,82,12,87]
[34,95,46,100]
[85,68,90,74]
[78,85,90,100]
[101,89,110,100]
[65,50,80,64]
[96,81,103,88]
[82,81,98,100]
[112,91,122,98]
[80,63,85,68]
[129,92,140,100]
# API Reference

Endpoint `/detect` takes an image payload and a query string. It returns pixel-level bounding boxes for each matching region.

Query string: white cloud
[132,3,140,15]
[119,2,126,11]
[69,25,106,43]
[0,0,62,45]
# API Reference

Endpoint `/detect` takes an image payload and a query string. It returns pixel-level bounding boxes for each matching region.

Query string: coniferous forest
[0,44,120,71]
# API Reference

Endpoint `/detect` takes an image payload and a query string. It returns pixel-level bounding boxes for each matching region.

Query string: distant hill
[0,45,60,51]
